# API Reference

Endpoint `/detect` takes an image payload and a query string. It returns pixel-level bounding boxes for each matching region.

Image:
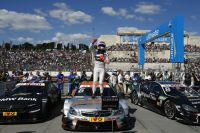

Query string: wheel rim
[164,102,174,118]
[132,92,138,104]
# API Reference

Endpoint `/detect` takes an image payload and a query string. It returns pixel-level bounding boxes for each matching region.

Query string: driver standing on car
[89,38,109,98]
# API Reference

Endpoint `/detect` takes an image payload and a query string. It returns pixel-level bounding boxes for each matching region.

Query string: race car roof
[157,81,182,88]
[80,81,110,88]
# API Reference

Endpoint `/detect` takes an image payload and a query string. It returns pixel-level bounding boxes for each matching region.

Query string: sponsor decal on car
[89,117,104,122]
[0,97,37,101]
[3,112,17,117]
[157,96,167,106]
[72,100,101,105]
[16,83,45,86]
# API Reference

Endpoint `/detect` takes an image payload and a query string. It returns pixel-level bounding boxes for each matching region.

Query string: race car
[131,81,200,124]
[0,80,61,123]
[62,81,130,131]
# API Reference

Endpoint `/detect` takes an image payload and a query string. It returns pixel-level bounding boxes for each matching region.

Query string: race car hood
[168,93,200,109]
[71,97,102,111]
[186,95,200,105]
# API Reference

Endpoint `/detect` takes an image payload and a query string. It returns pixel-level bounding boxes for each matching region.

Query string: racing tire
[131,91,139,105]
[164,100,176,119]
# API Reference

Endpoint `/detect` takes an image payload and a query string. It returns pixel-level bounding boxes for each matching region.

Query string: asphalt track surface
[0,97,200,133]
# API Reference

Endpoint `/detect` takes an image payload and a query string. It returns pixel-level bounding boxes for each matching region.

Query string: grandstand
[99,28,200,71]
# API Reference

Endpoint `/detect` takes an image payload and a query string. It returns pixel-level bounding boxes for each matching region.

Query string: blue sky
[0,0,199,44]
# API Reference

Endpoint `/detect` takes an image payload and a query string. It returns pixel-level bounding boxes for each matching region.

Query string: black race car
[0,81,61,123]
[132,81,200,124]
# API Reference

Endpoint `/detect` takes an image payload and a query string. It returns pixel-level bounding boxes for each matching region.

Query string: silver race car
[62,81,130,130]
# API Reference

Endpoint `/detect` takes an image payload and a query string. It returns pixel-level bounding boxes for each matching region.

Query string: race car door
[140,82,151,106]
[149,82,163,107]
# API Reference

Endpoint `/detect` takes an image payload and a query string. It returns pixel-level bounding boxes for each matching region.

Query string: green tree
[21,42,34,50]
[4,42,11,50]
[57,43,62,50]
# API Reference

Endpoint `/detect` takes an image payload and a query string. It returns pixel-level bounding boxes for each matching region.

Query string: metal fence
[0,81,17,97]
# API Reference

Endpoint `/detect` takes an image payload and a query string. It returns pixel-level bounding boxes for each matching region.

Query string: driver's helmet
[97,41,106,50]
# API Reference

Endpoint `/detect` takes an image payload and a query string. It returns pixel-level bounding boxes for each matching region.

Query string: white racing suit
[90,43,109,95]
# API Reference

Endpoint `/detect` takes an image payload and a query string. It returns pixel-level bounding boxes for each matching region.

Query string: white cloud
[101,7,134,19]
[188,31,198,36]
[37,40,52,44]
[52,32,91,43]
[53,2,68,10]
[117,27,150,34]
[0,9,51,31]
[134,3,161,14]
[17,37,33,42]
[101,6,145,21]
[49,2,92,25]
[34,9,47,16]
[117,27,138,33]
[190,15,198,20]
[101,7,118,16]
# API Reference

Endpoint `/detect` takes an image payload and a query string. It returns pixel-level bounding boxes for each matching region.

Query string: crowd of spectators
[145,44,170,52]
[0,43,200,71]
[110,57,170,63]
[0,49,93,72]
[145,57,170,63]
[107,43,200,52]
[185,45,200,52]
[110,57,138,63]
[107,43,134,51]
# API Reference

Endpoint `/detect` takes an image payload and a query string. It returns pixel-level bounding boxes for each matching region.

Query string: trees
[0,41,89,51]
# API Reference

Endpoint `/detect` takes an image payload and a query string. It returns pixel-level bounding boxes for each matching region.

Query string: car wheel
[131,91,139,105]
[164,100,176,119]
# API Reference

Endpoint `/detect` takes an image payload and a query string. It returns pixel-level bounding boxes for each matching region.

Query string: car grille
[76,120,117,130]
[0,113,41,122]
[81,111,112,117]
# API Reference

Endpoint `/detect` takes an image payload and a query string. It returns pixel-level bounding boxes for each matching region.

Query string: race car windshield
[12,86,44,95]
[76,87,116,96]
